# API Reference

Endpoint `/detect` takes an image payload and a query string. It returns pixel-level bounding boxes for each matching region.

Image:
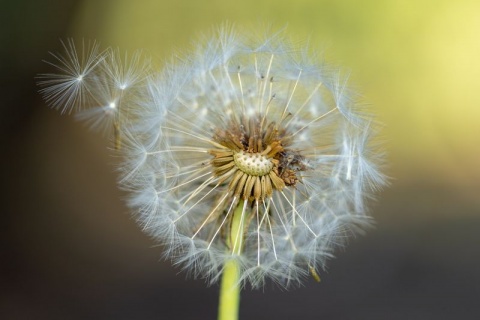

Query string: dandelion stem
[218,259,241,320]
[218,201,244,320]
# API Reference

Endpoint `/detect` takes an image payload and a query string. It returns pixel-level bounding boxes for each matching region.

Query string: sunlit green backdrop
[72,0,480,210]
[3,1,480,318]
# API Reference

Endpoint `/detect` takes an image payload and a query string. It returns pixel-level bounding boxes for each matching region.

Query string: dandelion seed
[37,39,106,114]
[39,42,152,148]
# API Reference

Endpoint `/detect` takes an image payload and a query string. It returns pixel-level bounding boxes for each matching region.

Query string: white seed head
[120,26,386,288]
[38,26,386,288]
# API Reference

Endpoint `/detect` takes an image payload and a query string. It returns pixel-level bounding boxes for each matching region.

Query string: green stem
[218,201,244,320]
[218,258,241,320]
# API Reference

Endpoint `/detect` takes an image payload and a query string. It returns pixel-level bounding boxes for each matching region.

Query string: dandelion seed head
[120,26,386,288]
[38,26,386,289]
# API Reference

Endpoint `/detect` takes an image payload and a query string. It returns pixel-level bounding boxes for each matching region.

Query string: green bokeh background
[72,0,480,192]
[2,1,479,319]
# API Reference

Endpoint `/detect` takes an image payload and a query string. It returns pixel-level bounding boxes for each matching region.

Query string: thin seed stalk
[218,200,245,320]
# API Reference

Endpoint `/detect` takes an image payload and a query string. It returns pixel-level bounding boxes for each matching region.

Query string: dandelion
[39,25,386,320]
[122,26,386,288]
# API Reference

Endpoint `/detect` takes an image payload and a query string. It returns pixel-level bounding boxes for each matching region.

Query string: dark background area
[2,1,480,319]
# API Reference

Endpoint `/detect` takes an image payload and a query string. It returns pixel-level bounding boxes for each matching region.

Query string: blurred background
[2,0,479,319]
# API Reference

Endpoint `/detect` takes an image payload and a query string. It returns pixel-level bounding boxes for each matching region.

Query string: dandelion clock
[38,26,386,320]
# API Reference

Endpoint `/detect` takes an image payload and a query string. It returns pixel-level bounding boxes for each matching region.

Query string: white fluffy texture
[38,41,152,134]
[38,28,386,288]
[122,27,386,288]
